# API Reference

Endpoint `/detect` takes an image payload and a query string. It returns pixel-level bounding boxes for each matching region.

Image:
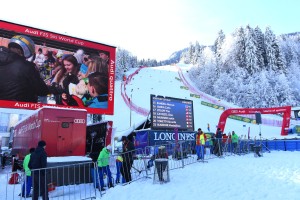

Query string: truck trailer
[12,107,87,158]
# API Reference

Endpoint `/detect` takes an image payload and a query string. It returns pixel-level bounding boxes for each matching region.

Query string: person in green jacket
[21,148,35,197]
[97,145,113,191]
[231,131,239,154]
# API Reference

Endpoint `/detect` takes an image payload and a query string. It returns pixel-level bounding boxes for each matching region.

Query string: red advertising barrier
[217,106,291,136]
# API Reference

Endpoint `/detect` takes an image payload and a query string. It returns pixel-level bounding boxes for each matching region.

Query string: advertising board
[0,20,116,115]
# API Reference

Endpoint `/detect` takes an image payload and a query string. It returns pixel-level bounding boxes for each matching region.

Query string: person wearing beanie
[29,140,48,200]
[97,145,113,191]
[38,140,46,148]
[120,135,135,183]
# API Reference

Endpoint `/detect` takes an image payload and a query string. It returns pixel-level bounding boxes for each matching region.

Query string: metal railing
[2,139,300,199]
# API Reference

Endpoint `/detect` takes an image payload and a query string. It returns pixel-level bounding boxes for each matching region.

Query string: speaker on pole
[255,113,262,124]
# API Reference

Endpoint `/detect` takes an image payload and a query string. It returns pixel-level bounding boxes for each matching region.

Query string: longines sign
[148,130,195,146]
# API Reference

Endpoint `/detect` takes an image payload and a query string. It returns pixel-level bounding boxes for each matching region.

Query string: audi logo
[74,119,86,124]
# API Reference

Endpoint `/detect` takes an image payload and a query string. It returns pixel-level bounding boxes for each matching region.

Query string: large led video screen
[0,20,116,115]
[150,94,194,131]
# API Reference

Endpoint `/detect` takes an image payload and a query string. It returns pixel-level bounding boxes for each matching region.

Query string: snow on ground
[101,151,300,200]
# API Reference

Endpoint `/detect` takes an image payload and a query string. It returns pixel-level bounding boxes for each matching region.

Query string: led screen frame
[0,20,116,115]
[150,94,194,131]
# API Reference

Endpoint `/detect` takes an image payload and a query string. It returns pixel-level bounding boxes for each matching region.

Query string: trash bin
[153,159,169,183]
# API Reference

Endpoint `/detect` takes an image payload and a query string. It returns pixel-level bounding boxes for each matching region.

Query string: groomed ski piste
[107,63,296,140]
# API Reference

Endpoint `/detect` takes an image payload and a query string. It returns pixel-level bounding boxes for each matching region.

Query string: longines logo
[74,119,86,124]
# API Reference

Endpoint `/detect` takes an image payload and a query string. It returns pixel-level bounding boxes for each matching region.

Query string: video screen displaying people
[0,20,115,115]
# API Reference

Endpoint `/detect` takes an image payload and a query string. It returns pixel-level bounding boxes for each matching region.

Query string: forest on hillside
[115,25,300,108]
[182,25,300,108]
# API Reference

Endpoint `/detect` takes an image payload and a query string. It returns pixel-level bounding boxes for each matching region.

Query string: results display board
[150,95,194,131]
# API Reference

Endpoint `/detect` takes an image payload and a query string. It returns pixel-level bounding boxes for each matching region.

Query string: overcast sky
[1,0,299,60]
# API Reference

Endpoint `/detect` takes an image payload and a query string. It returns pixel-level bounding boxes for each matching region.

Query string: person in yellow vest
[199,130,206,159]
[21,148,35,198]
[195,128,205,160]
[115,155,125,184]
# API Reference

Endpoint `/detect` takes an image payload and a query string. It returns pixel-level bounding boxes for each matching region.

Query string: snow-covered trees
[245,25,259,75]
[185,25,300,107]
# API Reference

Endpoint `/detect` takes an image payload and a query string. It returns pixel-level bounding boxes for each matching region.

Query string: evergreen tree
[245,25,259,75]
[254,26,266,69]
[183,42,195,64]
[213,30,225,76]
[191,41,202,65]
[265,27,278,71]
[233,27,246,68]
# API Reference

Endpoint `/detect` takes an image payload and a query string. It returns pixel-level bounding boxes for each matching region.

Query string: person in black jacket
[120,136,135,183]
[154,146,168,182]
[29,140,48,200]
[1,153,7,169]
[0,35,49,102]
[215,128,223,156]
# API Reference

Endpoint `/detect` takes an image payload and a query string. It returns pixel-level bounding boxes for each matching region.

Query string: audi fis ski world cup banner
[0,20,116,115]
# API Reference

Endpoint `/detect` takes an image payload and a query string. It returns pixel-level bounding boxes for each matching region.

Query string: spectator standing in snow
[215,128,223,156]
[21,147,35,198]
[115,155,125,184]
[231,131,239,154]
[29,140,48,200]
[195,128,205,160]
[222,133,228,150]
[1,153,7,169]
[89,152,99,188]
[120,136,135,183]
[97,145,113,191]
[154,145,168,182]
[0,35,49,102]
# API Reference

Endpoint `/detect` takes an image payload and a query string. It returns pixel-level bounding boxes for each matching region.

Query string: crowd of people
[195,128,240,159]
[4,129,248,198]
[0,34,110,109]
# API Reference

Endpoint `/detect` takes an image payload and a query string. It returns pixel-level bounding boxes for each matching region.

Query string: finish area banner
[135,130,195,148]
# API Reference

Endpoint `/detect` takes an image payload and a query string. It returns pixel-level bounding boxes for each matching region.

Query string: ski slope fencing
[121,66,149,117]
[176,65,283,127]
[2,139,300,199]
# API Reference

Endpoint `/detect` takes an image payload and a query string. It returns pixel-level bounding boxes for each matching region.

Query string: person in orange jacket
[195,128,205,160]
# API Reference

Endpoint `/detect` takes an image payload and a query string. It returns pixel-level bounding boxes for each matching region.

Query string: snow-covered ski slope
[106,64,297,140]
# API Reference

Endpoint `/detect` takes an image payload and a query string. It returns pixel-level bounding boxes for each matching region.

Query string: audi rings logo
[74,119,86,124]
